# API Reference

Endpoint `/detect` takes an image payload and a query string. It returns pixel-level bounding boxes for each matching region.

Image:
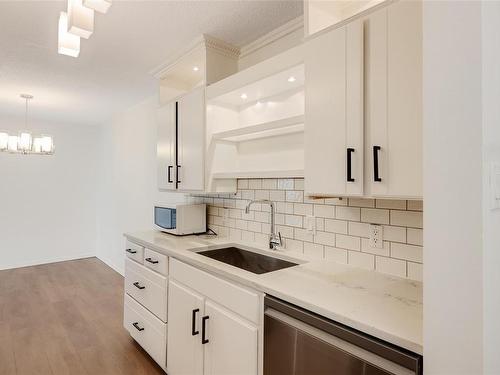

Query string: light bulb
[240,93,248,100]
[288,76,296,83]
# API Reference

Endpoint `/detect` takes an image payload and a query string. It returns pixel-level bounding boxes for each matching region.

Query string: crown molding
[149,34,240,79]
[239,16,304,59]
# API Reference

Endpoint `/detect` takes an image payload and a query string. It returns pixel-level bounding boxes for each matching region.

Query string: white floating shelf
[212,170,304,179]
[212,115,304,143]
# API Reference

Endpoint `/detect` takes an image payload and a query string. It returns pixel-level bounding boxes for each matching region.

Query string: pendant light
[67,0,94,39]
[83,0,112,14]
[58,12,80,58]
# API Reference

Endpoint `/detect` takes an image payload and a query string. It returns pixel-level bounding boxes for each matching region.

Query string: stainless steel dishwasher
[264,296,422,375]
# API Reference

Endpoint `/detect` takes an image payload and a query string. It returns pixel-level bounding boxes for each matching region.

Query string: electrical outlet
[369,224,383,249]
[305,215,316,235]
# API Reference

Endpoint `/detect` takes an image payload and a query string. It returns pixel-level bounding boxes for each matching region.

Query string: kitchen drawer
[144,248,169,276]
[125,258,167,322]
[170,258,261,324]
[125,240,144,264]
[124,293,167,370]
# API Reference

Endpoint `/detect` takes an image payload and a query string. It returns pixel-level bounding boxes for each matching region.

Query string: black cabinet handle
[145,257,159,264]
[201,315,209,344]
[132,322,144,331]
[347,148,355,182]
[192,309,200,336]
[373,146,382,182]
[133,281,145,290]
[176,165,181,184]
[167,165,173,183]
[126,248,137,254]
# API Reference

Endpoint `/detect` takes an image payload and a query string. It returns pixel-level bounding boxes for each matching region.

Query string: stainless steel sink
[197,247,299,274]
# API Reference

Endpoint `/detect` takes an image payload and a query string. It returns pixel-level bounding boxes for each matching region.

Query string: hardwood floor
[0,257,165,375]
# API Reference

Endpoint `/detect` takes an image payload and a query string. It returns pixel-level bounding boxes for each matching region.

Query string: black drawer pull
[167,165,173,184]
[133,282,145,290]
[145,257,159,264]
[132,322,144,331]
[126,248,137,254]
[347,148,355,182]
[176,165,181,184]
[202,315,209,344]
[373,145,382,182]
[192,309,200,336]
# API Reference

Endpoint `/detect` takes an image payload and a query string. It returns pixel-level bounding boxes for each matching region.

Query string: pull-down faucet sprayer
[245,199,282,250]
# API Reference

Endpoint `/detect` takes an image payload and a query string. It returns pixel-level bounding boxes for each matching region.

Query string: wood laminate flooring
[0,257,165,375]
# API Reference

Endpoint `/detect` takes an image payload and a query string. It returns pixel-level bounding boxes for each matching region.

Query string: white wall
[96,95,185,275]
[482,2,500,374]
[423,2,483,373]
[0,116,100,270]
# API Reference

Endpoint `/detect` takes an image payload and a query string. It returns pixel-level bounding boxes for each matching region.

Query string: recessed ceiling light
[240,93,248,100]
[193,66,199,72]
[288,76,296,83]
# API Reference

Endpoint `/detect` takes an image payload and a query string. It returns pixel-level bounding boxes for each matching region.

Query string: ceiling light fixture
[193,66,200,72]
[83,0,112,14]
[0,95,55,156]
[288,76,296,83]
[67,0,94,39]
[58,12,80,57]
[240,93,248,100]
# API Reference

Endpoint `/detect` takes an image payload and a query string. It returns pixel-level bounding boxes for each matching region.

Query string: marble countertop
[125,230,423,355]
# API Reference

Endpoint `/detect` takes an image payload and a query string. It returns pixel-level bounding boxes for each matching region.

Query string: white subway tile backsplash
[314,204,335,218]
[336,206,361,221]
[335,234,361,251]
[324,219,348,234]
[304,242,324,259]
[314,231,335,246]
[407,228,423,246]
[262,179,277,189]
[391,243,423,262]
[200,178,424,281]
[349,251,375,270]
[361,208,389,225]
[390,210,423,228]
[375,257,407,278]
[325,246,348,264]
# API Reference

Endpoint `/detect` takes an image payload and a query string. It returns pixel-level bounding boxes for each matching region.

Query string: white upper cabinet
[305,19,364,197]
[305,0,422,199]
[157,87,205,192]
[365,0,422,198]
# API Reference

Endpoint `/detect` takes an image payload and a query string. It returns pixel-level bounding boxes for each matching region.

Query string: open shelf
[212,170,304,179]
[212,115,304,143]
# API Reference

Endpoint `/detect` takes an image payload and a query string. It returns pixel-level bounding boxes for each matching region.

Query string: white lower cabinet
[167,280,205,375]
[167,259,262,375]
[124,294,167,371]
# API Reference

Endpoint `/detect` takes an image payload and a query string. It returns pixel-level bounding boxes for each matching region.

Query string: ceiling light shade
[83,0,111,14]
[41,136,55,154]
[7,136,18,153]
[18,132,32,153]
[67,0,94,39]
[58,12,80,57]
[0,132,8,151]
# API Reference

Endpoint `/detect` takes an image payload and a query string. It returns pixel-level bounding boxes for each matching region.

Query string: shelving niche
[205,46,305,191]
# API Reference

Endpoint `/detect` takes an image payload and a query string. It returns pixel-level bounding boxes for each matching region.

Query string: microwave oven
[154,203,206,235]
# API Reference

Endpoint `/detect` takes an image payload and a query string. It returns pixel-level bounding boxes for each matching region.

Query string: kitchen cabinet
[167,280,204,375]
[305,0,422,199]
[167,258,261,375]
[157,87,205,192]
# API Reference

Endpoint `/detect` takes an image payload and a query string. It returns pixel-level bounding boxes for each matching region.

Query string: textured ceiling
[0,1,303,127]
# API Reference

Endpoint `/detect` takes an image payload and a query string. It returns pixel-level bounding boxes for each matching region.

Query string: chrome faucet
[245,199,282,250]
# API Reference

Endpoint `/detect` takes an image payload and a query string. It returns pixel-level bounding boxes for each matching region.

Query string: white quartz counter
[124,230,423,355]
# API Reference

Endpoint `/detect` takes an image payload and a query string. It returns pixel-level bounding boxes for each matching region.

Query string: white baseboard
[0,252,96,271]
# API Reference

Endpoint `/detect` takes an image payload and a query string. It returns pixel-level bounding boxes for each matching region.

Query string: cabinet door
[203,301,258,375]
[157,101,177,190]
[177,87,205,191]
[305,21,364,197]
[167,280,204,375]
[365,1,422,198]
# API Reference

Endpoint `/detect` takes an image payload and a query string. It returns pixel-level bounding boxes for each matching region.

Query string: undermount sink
[197,247,299,274]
